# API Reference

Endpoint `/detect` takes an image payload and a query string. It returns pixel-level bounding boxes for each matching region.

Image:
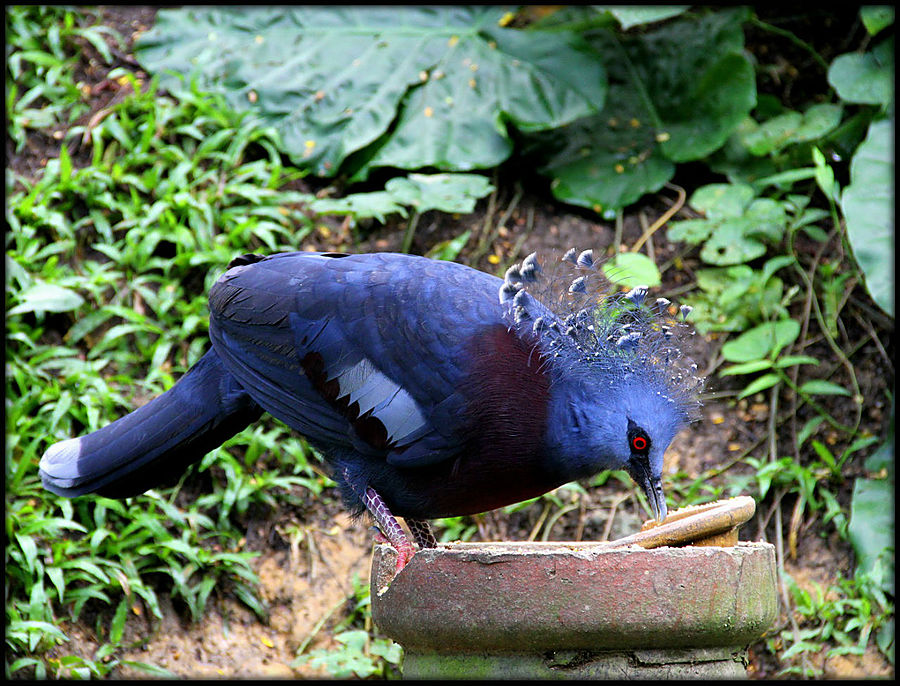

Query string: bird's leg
[406,518,438,549]
[361,486,416,572]
[340,467,416,572]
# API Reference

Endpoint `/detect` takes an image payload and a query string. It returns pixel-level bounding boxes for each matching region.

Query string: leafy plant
[772,570,894,677]
[134,6,608,180]
[527,7,756,214]
[131,6,761,217]
[310,172,494,252]
[825,10,894,318]
[292,575,402,678]
[657,7,894,674]
[297,630,402,679]
[667,183,788,266]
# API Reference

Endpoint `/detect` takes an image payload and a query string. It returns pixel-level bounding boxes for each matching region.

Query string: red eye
[632,435,648,451]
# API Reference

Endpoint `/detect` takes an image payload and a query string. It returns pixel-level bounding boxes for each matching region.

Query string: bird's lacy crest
[499,248,705,422]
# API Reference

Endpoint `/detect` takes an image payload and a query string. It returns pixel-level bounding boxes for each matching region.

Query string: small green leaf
[14,534,38,575]
[46,566,66,603]
[802,224,830,242]
[689,183,755,218]
[384,173,493,214]
[759,254,796,283]
[59,144,72,183]
[720,359,774,376]
[310,192,406,223]
[797,416,825,448]
[601,252,661,288]
[841,435,879,465]
[118,661,178,678]
[699,219,767,266]
[666,218,715,245]
[860,6,894,36]
[774,355,820,368]
[740,104,842,155]
[812,146,838,201]
[721,319,801,362]
[799,379,852,397]
[753,167,818,188]
[425,230,471,261]
[9,283,85,315]
[810,439,836,469]
[310,173,492,223]
[607,6,689,30]
[737,373,781,399]
[695,265,753,295]
[110,598,129,644]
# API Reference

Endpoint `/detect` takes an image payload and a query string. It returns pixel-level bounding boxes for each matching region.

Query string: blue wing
[207,252,507,467]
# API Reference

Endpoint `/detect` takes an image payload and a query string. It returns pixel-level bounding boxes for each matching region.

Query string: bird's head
[542,373,689,522]
[499,248,705,522]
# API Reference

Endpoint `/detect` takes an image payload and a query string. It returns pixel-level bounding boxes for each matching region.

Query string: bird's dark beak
[628,461,668,523]
[644,475,667,523]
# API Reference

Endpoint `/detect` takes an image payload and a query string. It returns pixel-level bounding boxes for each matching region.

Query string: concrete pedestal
[370,541,777,680]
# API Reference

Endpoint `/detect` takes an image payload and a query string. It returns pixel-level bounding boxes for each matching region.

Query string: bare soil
[13,6,893,680]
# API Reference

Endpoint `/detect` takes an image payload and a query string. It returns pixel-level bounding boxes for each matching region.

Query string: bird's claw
[394,544,415,574]
[370,526,416,573]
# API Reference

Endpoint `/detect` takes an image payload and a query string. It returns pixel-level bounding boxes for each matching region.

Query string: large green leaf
[849,476,894,594]
[135,7,607,178]
[529,7,755,212]
[850,396,894,596]
[841,118,894,317]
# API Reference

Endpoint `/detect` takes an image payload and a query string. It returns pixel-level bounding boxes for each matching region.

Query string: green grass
[6,6,336,677]
[6,6,122,153]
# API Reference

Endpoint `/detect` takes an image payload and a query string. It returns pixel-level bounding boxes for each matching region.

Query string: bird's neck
[461,325,551,455]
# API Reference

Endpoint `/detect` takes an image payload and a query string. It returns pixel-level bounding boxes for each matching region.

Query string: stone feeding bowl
[370,496,777,679]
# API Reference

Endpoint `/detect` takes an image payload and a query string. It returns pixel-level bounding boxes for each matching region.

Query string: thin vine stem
[749,16,831,73]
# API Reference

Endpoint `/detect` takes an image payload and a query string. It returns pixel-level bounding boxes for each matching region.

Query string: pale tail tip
[38,437,82,483]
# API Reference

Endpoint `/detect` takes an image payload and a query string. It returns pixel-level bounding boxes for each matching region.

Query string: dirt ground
[10,6,893,680]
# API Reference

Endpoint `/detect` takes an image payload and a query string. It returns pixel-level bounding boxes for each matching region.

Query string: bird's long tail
[39,348,263,498]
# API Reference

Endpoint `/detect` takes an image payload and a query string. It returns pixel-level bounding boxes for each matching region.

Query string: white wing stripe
[331,357,427,445]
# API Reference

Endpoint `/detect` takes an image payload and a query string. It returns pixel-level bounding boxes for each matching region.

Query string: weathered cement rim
[371,540,778,652]
[406,539,770,555]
